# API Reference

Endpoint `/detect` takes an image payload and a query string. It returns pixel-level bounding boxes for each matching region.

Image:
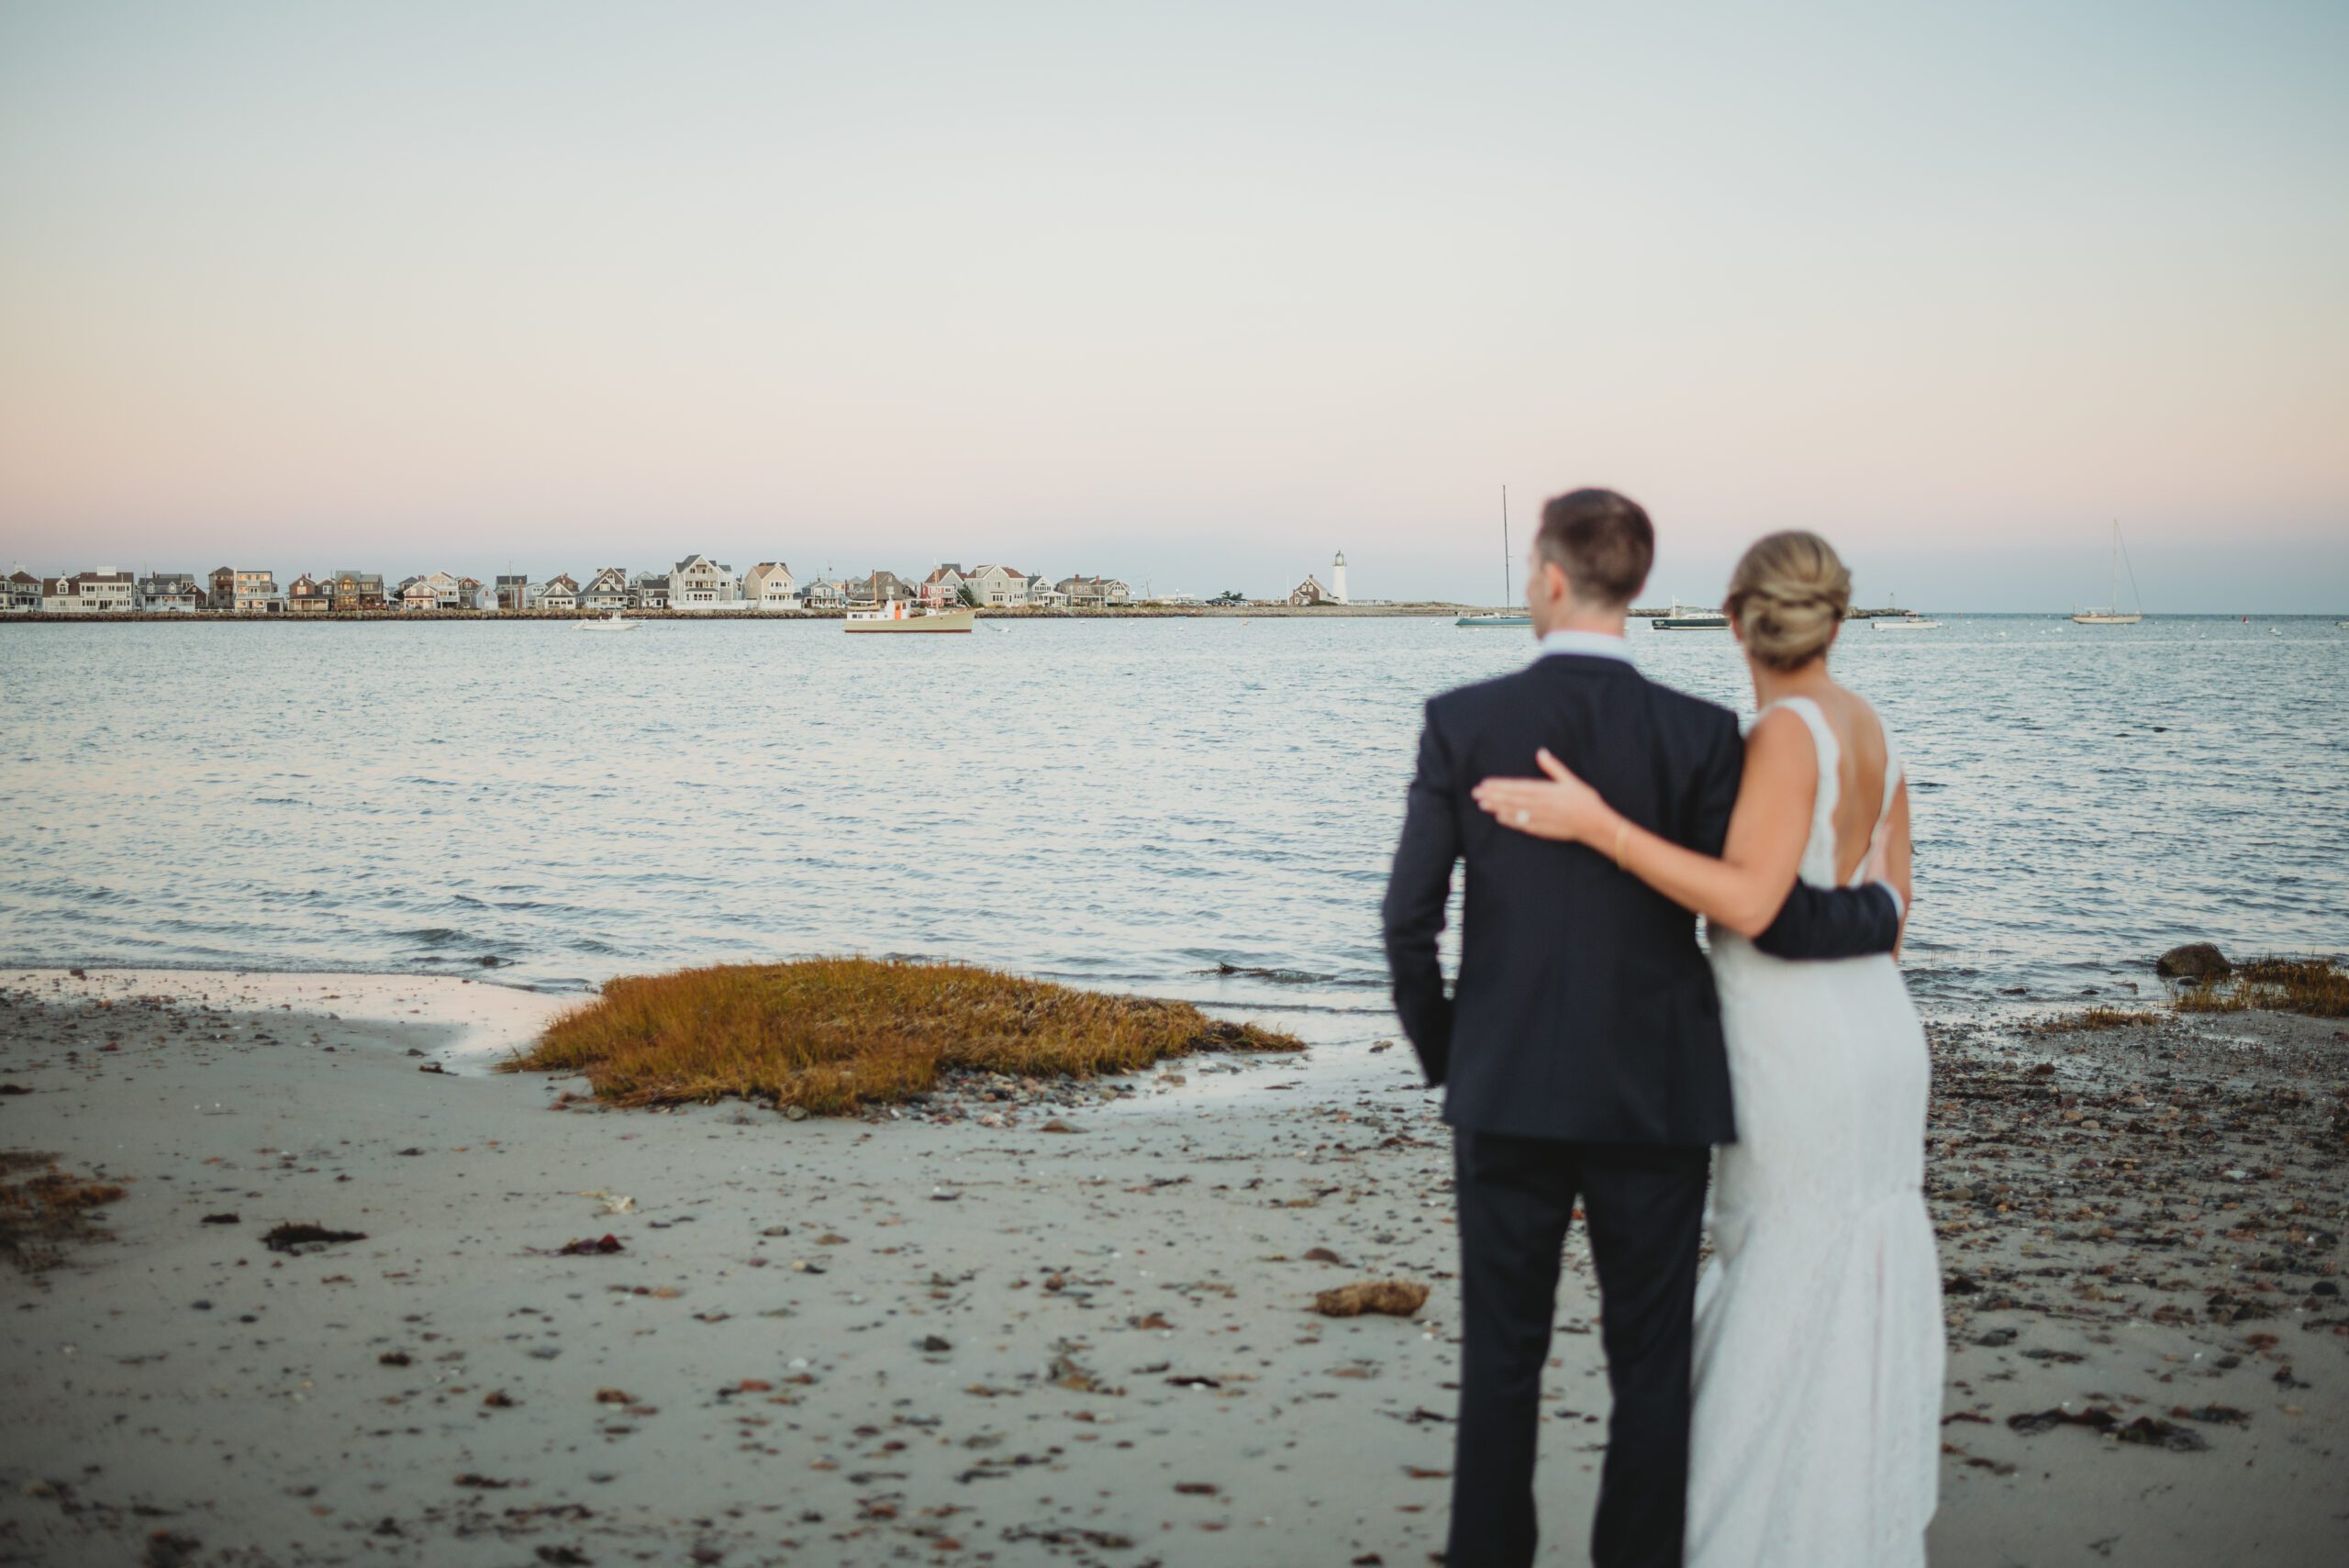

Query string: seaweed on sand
[2175,957,2349,1019]
[506,958,1305,1114]
[0,1151,126,1273]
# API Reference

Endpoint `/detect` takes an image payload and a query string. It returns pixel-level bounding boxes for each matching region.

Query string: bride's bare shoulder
[1827,684,1889,757]
[1742,706,1816,767]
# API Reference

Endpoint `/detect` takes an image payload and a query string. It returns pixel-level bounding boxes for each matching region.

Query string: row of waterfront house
[4,559,1142,615]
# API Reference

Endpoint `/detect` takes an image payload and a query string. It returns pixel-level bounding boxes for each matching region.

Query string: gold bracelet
[1612,820,1629,872]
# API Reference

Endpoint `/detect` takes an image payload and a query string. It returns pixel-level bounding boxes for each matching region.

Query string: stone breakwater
[0,602,1479,624]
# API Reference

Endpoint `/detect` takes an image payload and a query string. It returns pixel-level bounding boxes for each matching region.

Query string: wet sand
[1,968,2342,1566]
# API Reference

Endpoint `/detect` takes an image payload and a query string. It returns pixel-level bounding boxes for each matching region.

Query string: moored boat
[1871,613,1941,630]
[1651,600,1730,630]
[574,612,640,631]
[844,601,974,633]
[2072,521,2144,624]
[1458,485,1532,629]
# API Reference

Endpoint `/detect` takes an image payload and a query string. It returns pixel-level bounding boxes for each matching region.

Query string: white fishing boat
[574,612,640,631]
[2072,521,2144,624]
[1458,485,1532,628]
[1871,612,1942,630]
[1651,600,1730,630]
[843,600,974,633]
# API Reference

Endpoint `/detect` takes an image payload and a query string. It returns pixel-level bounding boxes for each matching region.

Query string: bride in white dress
[1471,529,1942,1566]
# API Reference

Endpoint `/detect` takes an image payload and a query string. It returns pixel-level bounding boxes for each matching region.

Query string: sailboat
[1457,486,1532,628]
[2072,521,2144,624]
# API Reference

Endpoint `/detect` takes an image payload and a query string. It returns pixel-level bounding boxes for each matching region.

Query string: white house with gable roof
[579,567,632,612]
[670,554,737,610]
[962,564,1030,606]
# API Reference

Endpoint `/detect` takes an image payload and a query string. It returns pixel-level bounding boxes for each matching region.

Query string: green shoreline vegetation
[506,958,1305,1114]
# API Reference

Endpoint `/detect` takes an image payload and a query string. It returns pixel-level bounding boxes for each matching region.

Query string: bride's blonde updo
[1723,530,1851,671]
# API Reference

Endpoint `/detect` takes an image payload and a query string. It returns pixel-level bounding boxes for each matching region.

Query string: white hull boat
[844,602,974,633]
[1459,486,1531,629]
[2072,521,2144,624]
[1651,600,1730,630]
[1872,614,1941,630]
[575,613,641,631]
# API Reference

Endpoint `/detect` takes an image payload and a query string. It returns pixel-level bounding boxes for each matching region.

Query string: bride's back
[1809,683,1890,885]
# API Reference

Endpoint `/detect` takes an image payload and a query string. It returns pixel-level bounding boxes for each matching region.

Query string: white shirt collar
[1536,628,1635,664]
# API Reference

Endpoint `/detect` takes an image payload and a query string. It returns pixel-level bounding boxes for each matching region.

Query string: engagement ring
[1514,809,1531,827]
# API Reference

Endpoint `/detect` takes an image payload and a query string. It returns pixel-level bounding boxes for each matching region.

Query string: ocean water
[3,615,2343,1034]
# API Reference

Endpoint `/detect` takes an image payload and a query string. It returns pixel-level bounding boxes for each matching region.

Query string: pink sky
[3,4,2343,608]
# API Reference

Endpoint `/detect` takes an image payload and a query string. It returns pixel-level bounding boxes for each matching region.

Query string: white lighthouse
[1331,550,1348,605]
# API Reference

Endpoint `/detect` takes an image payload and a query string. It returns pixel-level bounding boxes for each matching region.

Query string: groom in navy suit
[1382,488,1901,1568]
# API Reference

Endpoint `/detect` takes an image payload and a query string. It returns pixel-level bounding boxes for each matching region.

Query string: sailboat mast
[1501,485,1510,607]
[2110,520,2119,612]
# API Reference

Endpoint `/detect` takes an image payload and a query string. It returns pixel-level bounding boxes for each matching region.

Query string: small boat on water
[2072,520,2144,624]
[844,600,974,633]
[1459,485,1533,628]
[1871,613,1942,631]
[1651,601,1730,630]
[574,612,640,631]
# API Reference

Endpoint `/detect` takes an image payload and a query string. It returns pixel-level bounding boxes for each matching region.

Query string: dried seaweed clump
[2175,957,2349,1019]
[0,1151,126,1273]
[508,958,1304,1114]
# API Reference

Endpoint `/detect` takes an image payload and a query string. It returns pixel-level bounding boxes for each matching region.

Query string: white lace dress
[1687,695,1943,1568]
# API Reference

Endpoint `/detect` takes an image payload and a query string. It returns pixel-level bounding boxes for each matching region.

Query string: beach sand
[1,967,2342,1566]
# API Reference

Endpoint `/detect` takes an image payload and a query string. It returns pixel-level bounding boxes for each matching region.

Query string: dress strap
[1755,696,1840,886]
[1852,708,1903,886]
[1874,718,1902,827]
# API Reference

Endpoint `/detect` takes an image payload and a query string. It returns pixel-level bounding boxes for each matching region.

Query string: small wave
[1190,996,1394,1017]
[1195,961,1342,986]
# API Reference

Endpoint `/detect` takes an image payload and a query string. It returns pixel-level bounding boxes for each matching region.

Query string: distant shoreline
[9,607,2340,627]
[0,602,1478,623]
[0,601,1953,624]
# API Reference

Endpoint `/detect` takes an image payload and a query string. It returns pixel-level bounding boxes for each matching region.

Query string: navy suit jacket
[1379,652,1899,1145]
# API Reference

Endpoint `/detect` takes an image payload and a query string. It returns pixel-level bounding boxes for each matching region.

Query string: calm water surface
[4,615,2343,1033]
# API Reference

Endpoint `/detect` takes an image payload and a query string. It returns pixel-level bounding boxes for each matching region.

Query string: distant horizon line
[4,556,2339,618]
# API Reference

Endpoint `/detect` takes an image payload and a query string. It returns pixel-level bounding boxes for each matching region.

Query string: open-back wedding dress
[1687,695,1943,1568]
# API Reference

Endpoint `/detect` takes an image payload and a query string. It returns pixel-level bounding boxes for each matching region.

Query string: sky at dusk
[2,1,2343,610]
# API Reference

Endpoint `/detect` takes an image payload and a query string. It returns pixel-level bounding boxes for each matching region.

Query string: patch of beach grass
[0,1151,127,1273]
[506,958,1306,1113]
[2035,1006,2165,1034]
[2174,957,2349,1019]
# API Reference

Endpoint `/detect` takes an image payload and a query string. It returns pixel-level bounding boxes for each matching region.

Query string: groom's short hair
[1537,488,1653,607]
